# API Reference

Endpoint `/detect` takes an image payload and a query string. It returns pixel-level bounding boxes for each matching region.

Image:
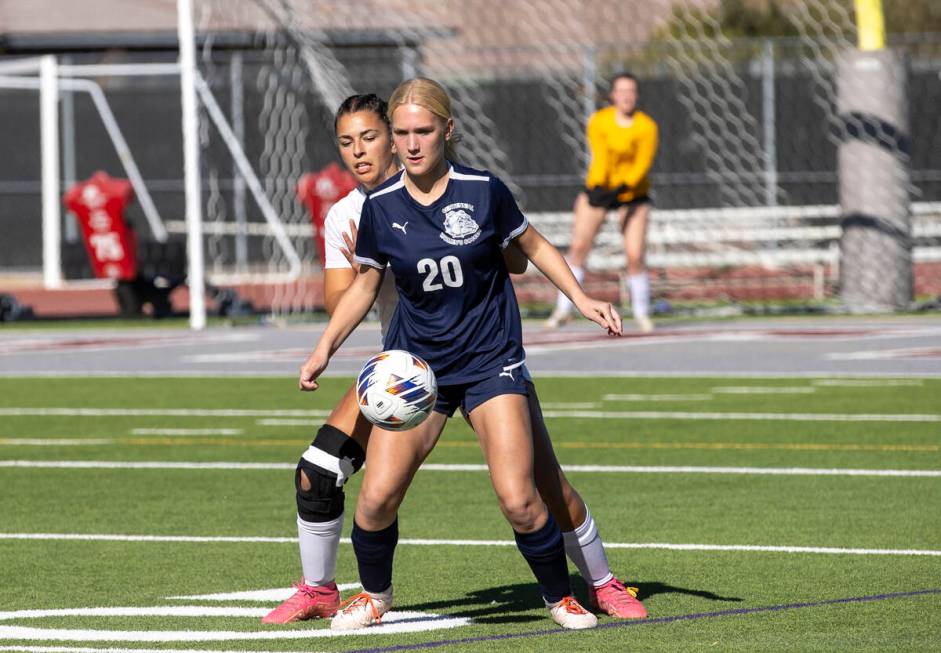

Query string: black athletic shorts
[585,185,652,210]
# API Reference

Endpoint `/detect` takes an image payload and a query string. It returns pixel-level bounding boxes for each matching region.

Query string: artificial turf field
[1,375,939,652]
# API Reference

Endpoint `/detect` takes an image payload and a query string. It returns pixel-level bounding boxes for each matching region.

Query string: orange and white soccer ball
[355,350,437,431]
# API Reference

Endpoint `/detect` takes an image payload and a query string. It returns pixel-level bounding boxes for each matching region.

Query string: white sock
[561,508,614,588]
[629,272,650,319]
[554,264,585,314]
[297,512,343,586]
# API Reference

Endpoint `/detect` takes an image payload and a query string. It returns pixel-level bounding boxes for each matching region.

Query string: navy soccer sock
[351,518,398,594]
[514,512,571,604]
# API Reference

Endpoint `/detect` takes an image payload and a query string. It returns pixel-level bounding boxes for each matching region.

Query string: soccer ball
[356,350,437,431]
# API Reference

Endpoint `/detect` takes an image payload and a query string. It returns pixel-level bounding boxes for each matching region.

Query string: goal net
[1,1,936,320]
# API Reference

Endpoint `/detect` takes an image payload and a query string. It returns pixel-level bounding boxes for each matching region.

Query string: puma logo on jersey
[392,221,408,235]
[499,369,515,381]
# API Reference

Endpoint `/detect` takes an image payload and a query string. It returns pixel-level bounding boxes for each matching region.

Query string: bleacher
[523,202,941,305]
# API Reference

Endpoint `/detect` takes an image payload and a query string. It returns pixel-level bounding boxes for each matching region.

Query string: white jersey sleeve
[322,188,367,270]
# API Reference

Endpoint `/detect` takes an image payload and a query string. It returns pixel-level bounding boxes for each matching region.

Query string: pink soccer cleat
[261,580,340,624]
[588,578,648,619]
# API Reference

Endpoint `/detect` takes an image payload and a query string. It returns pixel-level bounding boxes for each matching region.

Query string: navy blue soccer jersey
[354,163,529,385]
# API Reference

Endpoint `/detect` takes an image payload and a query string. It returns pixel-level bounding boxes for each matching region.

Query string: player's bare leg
[468,394,596,629]
[331,412,448,630]
[547,193,607,328]
[526,381,647,618]
[621,202,653,332]
[263,384,371,624]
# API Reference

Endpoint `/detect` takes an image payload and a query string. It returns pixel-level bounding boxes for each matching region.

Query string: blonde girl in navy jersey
[299,80,638,631]
[269,94,647,626]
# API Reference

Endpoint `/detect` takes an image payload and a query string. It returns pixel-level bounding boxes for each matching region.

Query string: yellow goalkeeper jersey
[584,106,658,203]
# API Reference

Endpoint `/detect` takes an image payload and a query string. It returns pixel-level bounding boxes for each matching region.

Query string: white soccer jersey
[323,186,399,339]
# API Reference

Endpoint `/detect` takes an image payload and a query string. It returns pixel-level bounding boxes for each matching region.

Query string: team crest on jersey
[440,203,481,245]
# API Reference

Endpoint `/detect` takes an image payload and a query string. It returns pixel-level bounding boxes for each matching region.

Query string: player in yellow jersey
[547,72,658,332]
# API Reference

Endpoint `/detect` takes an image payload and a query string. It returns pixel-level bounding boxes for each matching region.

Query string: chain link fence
[1,0,939,315]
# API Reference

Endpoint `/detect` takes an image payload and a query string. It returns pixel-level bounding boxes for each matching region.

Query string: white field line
[0,648,325,653]
[0,439,113,447]
[256,418,319,426]
[0,408,332,418]
[0,611,471,641]
[0,461,294,470]
[130,429,243,436]
[539,410,941,422]
[169,584,361,602]
[418,464,941,478]
[0,371,358,379]
[0,532,938,556]
[602,393,713,401]
[0,608,266,619]
[519,371,941,378]
[3,460,940,477]
[3,371,941,379]
[537,402,601,409]
[812,379,925,387]
[4,407,939,422]
[711,386,817,394]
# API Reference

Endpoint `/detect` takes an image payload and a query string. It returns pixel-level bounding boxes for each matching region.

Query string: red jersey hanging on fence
[297,163,358,267]
[64,171,137,281]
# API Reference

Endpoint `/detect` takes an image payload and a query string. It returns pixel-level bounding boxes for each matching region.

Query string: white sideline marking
[3,371,941,379]
[0,608,267,619]
[539,410,941,422]
[256,418,319,426]
[602,393,713,401]
[130,429,243,436]
[0,461,294,470]
[598,543,941,556]
[3,460,939,477]
[169,584,361,602]
[0,611,472,641]
[5,407,939,422]
[0,648,323,653]
[421,464,941,477]
[538,402,601,409]
[711,386,816,394]
[0,408,332,418]
[0,533,296,543]
[1,533,938,556]
[812,379,925,387]
[0,439,113,447]
[528,371,941,378]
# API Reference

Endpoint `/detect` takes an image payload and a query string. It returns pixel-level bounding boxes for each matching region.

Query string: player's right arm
[300,264,383,391]
[324,268,355,316]
[302,198,387,391]
[323,216,358,315]
[322,200,360,315]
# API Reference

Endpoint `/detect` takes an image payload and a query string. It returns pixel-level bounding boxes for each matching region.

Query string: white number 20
[417,255,464,291]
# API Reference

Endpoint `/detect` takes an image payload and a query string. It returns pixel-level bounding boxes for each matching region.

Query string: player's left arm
[623,118,658,189]
[514,225,621,335]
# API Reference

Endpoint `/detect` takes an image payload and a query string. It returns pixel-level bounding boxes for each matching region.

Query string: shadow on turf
[402,575,742,624]
[631,580,742,604]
